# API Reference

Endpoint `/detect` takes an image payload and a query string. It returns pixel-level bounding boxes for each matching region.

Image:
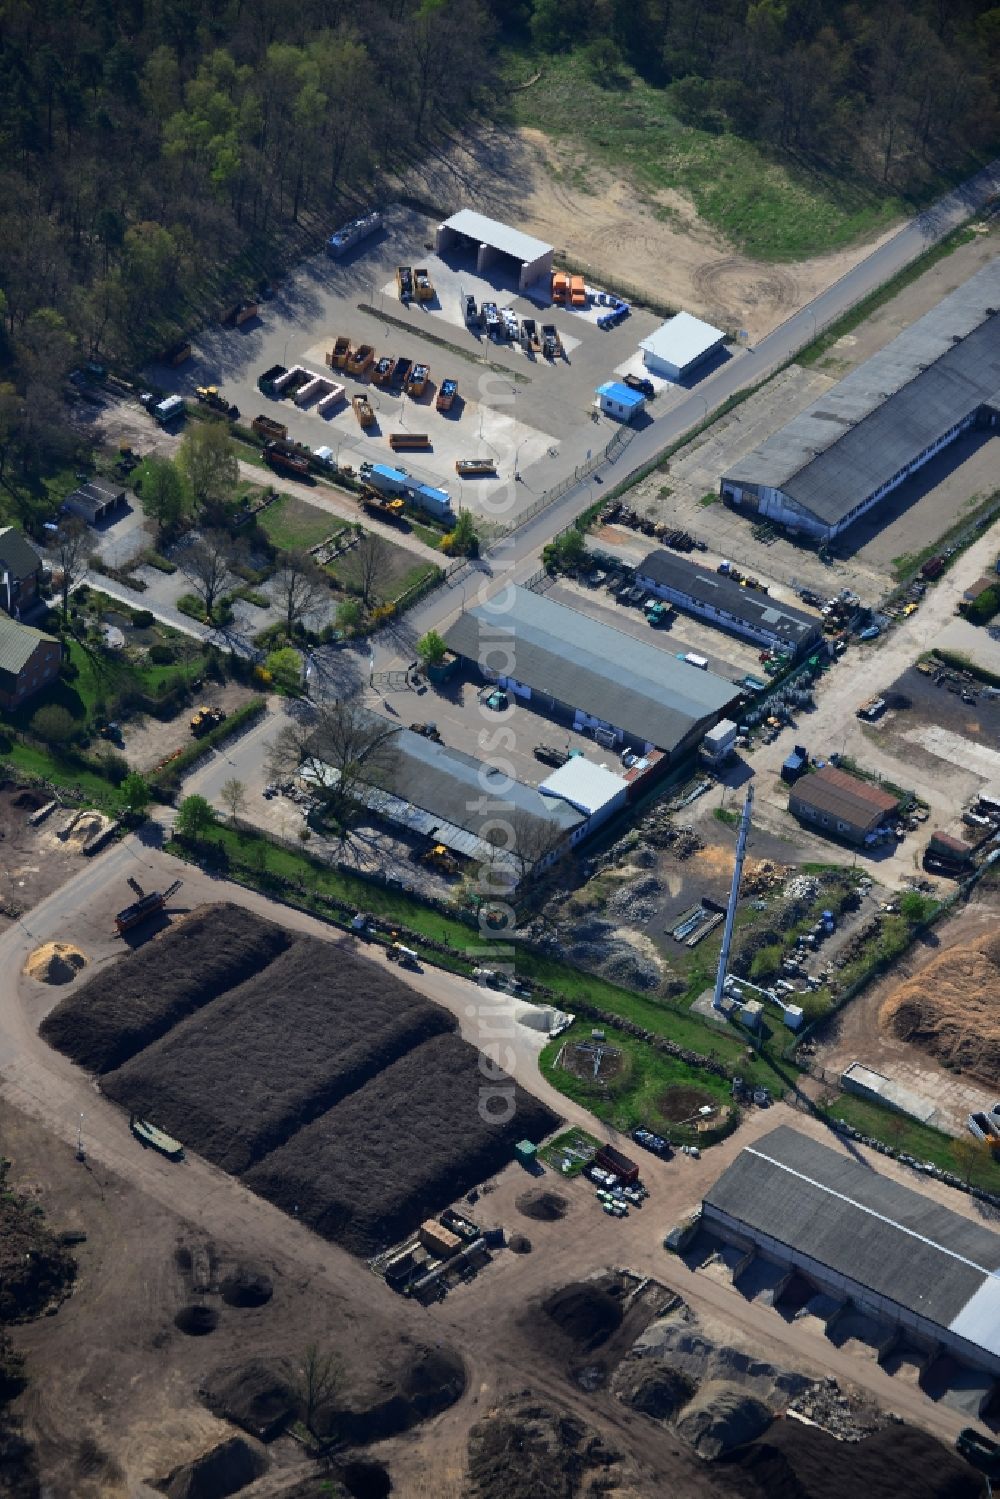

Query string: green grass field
[540,1020,737,1138]
[506,51,910,261]
[823,1093,1000,1195]
[257,494,338,551]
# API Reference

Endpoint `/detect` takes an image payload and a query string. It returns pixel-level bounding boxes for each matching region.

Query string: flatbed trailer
[389,432,431,451]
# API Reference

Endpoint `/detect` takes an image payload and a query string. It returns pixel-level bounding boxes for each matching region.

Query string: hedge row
[150,697,267,798]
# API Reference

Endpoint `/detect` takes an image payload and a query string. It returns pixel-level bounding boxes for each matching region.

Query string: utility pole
[712,782,754,1011]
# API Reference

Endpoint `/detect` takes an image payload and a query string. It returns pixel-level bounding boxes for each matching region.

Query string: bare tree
[483,809,570,890]
[220,777,248,825]
[179,530,237,620]
[266,698,400,841]
[353,530,390,612]
[272,550,329,639]
[50,518,88,616]
[296,1343,342,1440]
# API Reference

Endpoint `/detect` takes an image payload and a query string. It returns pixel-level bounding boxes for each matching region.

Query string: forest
[0,0,996,486]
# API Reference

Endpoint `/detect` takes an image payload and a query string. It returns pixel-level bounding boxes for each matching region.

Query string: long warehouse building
[443,585,739,758]
[719,260,1000,542]
[703,1124,1000,1376]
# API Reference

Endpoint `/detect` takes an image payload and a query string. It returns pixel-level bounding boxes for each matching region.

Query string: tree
[442,508,479,557]
[30,703,75,744]
[179,531,237,620]
[265,698,400,841]
[265,645,302,693]
[140,456,187,538]
[296,1343,342,1439]
[417,630,447,668]
[483,808,570,890]
[542,528,587,575]
[900,890,934,926]
[121,772,151,812]
[176,793,216,840]
[335,599,363,636]
[272,551,328,639]
[220,777,247,825]
[353,530,389,611]
[51,519,88,616]
[178,419,238,521]
[953,1136,995,1189]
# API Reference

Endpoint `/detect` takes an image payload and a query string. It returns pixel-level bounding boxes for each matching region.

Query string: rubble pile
[786,1377,895,1443]
[605,875,662,925]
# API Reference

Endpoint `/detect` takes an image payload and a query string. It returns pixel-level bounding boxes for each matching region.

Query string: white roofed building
[435,210,554,292]
[640,311,726,380]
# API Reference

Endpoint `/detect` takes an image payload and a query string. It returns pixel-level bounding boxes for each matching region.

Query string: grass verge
[822,1092,1000,1195]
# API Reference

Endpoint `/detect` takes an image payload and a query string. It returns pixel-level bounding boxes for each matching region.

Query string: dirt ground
[0,785,103,935]
[118,680,258,775]
[401,123,911,342]
[4,834,999,1496]
[859,663,1000,809]
[810,890,1000,1134]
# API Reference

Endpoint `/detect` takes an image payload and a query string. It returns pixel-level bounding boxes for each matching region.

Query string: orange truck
[570,274,587,307]
[551,270,569,304]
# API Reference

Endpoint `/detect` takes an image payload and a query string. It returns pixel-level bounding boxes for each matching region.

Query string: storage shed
[63,477,127,526]
[639,312,725,381]
[538,758,628,828]
[435,210,553,293]
[596,381,645,422]
[788,765,898,845]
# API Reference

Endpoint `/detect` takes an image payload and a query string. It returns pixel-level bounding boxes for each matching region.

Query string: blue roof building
[596,381,645,422]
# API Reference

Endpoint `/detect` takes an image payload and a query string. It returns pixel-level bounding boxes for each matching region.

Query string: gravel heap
[786,1378,896,1443]
[605,874,662,924]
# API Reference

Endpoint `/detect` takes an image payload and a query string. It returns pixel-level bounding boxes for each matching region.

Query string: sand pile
[23,942,87,985]
[58,810,107,846]
[516,1189,568,1222]
[879,931,1000,1082]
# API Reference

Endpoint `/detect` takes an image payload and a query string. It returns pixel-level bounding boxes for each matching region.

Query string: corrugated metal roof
[790,765,898,829]
[0,615,59,675]
[724,260,1000,526]
[640,311,725,368]
[443,586,737,753]
[0,526,42,581]
[704,1125,1000,1355]
[636,550,821,650]
[440,210,553,265]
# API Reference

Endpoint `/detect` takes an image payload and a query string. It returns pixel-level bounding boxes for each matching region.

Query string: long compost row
[41,904,557,1255]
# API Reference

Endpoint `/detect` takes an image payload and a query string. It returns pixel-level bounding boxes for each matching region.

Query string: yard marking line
[743,1144,1000,1280]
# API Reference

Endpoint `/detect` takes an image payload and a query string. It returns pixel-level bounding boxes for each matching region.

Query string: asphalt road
[386,157,1000,652]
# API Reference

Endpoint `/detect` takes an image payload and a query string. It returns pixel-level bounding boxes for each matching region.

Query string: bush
[148,643,176,665]
[141,550,178,574]
[97,748,129,785]
[31,704,76,744]
[265,646,303,693]
[131,609,155,628]
[750,944,783,983]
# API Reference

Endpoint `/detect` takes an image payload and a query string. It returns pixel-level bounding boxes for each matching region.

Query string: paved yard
[142,202,741,527]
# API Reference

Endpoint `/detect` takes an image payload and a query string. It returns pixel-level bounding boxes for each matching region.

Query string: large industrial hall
[703,1125,1000,1380]
[719,259,1000,542]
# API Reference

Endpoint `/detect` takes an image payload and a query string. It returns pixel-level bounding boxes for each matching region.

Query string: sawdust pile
[879,931,1000,1083]
[23,942,87,985]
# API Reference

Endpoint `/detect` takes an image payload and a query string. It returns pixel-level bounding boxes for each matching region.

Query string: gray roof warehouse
[704,1125,1000,1376]
[719,259,1000,542]
[443,586,739,757]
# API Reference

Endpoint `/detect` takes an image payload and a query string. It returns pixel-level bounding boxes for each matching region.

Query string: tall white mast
[712,783,754,1011]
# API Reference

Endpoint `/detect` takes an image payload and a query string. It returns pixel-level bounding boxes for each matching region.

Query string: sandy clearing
[401,123,904,341]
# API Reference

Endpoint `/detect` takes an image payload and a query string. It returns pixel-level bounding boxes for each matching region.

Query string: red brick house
[0,616,62,709]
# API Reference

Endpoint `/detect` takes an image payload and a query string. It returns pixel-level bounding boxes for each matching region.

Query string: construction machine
[115,876,183,935]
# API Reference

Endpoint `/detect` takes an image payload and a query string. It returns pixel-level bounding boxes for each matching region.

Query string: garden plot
[245,1031,557,1258]
[100,935,455,1174]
